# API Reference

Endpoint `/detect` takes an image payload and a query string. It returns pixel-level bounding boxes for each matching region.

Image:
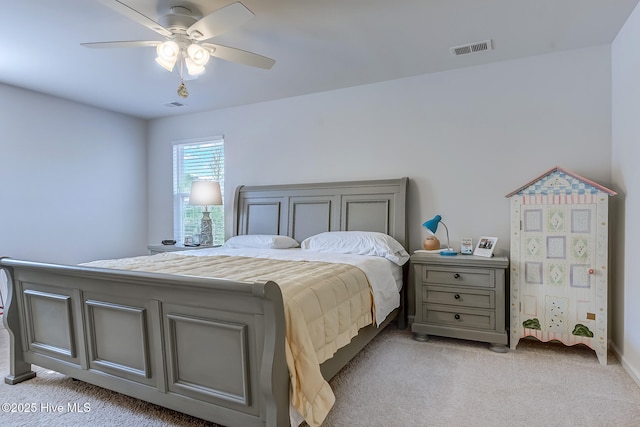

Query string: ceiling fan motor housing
[160,6,199,34]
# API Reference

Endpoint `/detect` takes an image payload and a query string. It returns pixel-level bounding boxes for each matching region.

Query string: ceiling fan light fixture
[155,40,179,72]
[155,56,176,72]
[185,57,206,75]
[156,40,179,61]
[85,1,276,95]
[187,43,210,66]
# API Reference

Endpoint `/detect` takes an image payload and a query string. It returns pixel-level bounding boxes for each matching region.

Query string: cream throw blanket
[84,253,374,426]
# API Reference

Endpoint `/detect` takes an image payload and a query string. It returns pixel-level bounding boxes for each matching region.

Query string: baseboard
[609,340,640,387]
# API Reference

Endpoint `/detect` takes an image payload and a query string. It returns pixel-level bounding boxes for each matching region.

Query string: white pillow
[301,231,409,266]
[223,234,299,249]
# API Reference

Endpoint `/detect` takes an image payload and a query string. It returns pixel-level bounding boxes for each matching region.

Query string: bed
[1,177,408,427]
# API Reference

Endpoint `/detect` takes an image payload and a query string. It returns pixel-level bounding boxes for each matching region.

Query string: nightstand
[147,244,219,255]
[410,252,509,352]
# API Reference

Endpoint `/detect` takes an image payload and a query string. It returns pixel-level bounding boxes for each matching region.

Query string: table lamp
[422,214,457,256]
[189,180,222,246]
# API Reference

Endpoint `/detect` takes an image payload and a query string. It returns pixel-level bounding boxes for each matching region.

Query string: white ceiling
[1,0,638,119]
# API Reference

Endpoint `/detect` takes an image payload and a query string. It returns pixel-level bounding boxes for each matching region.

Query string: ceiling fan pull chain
[177,79,189,99]
[175,57,189,98]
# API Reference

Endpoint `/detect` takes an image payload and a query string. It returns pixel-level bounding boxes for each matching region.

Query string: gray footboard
[0,257,290,427]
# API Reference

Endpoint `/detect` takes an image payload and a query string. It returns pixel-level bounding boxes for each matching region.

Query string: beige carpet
[2,320,640,427]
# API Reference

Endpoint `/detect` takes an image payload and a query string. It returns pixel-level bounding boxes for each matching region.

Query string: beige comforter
[84,253,374,426]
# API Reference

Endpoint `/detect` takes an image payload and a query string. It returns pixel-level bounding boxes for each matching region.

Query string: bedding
[176,246,403,325]
[222,234,300,249]
[301,231,410,266]
[83,246,403,426]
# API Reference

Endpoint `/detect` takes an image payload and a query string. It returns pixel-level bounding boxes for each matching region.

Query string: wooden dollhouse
[507,167,616,364]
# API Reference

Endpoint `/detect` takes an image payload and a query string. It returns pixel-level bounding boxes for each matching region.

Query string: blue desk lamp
[422,215,458,256]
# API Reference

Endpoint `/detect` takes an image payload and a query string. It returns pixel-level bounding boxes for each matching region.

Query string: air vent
[450,39,493,56]
[165,101,186,107]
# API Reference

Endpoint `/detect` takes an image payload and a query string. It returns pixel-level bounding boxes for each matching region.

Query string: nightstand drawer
[423,285,495,309]
[422,266,495,288]
[423,305,495,330]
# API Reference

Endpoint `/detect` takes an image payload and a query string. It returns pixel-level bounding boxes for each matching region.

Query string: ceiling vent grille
[165,101,186,107]
[451,39,493,56]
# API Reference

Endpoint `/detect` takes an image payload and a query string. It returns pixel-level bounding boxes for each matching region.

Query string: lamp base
[440,249,458,256]
[200,211,213,246]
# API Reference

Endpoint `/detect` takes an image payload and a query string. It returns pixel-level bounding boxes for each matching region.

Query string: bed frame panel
[235,178,407,247]
[2,177,408,427]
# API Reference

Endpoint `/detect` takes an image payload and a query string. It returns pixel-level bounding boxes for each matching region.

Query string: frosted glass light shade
[155,56,176,72]
[185,57,205,75]
[187,43,210,66]
[155,41,179,72]
[157,41,179,61]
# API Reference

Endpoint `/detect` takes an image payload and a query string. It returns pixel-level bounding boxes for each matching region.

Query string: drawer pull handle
[454,273,461,279]
[454,294,461,299]
[454,314,461,320]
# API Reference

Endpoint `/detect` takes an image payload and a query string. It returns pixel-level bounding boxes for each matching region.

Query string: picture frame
[473,236,498,257]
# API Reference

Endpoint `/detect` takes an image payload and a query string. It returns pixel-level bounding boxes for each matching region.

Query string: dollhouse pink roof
[505,166,617,198]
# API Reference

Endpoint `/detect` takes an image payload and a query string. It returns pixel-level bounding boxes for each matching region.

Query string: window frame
[172,136,225,245]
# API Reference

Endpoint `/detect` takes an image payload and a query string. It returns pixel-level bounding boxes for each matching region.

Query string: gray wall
[612,3,640,384]
[148,44,613,256]
[0,83,148,265]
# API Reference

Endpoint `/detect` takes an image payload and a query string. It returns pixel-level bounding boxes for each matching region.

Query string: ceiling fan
[82,0,275,98]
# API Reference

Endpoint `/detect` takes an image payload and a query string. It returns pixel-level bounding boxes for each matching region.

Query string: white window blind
[172,137,224,245]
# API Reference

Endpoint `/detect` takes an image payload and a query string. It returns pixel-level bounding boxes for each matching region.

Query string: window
[173,137,224,245]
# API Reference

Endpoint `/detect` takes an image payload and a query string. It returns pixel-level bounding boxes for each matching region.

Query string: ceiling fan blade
[81,41,161,49]
[202,43,275,70]
[99,0,172,37]
[187,2,254,41]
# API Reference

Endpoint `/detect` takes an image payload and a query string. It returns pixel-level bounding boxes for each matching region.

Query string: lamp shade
[422,215,442,234]
[189,181,222,206]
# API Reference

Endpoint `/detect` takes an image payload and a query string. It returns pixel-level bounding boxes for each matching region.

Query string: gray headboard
[233,177,408,248]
